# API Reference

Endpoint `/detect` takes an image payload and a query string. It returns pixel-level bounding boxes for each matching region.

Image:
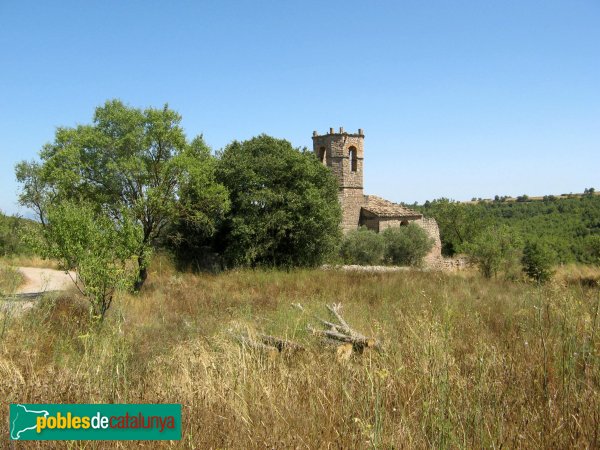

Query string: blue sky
[1,0,598,216]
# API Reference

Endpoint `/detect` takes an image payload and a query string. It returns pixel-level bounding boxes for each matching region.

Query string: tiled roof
[362,195,422,219]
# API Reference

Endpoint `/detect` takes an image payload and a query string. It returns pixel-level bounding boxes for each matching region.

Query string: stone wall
[414,217,444,268]
[339,191,365,232]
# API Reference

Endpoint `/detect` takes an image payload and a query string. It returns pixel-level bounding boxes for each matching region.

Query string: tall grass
[0,256,598,448]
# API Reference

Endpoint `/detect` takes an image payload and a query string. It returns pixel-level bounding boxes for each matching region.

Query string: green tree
[420,198,489,255]
[37,202,142,321]
[382,224,433,267]
[340,227,385,265]
[214,135,341,267]
[522,240,555,283]
[465,225,522,279]
[16,100,229,289]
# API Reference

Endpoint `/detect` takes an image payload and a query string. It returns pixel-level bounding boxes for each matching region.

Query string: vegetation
[211,134,341,268]
[0,211,33,256]
[522,240,556,284]
[36,202,142,320]
[420,198,490,255]
[15,100,229,288]
[420,194,600,264]
[340,227,385,265]
[340,225,433,267]
[464,225,522,279]
[0,261,598,448]
[382,223,433,267]
[0,263,22,296]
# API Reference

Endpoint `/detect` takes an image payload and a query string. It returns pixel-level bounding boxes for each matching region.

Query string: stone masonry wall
[339,191,365,232]
[414,217,444,268]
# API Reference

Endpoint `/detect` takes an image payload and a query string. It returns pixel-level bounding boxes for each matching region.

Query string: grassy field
[0,257,599,448]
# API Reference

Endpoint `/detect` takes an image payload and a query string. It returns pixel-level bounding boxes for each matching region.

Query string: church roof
[362,195,422,219]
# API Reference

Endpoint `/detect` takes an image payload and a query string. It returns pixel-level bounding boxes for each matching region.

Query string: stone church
[312,127,443,267]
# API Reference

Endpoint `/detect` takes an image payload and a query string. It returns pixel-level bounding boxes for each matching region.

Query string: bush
[522,240,556,283]
[340,227,385,265]
[38,202,144,321]
[382,224,433,267]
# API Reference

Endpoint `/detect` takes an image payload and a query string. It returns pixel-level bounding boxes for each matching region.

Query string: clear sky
[1,0,598,216]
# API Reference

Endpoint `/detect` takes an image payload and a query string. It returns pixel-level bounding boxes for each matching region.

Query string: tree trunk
[133,254,148,291]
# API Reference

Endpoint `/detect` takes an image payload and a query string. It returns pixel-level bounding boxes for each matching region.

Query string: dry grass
[0,263,23,295]
[555,263,600,288]
[0,255,60,270]
[0,255,599,448]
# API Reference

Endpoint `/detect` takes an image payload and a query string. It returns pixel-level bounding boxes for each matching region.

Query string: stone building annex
[312,127,444,267]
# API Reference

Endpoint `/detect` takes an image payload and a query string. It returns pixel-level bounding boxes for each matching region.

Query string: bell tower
[312,127,365,231]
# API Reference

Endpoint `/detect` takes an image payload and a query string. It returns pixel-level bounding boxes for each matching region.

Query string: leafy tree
[419,198,490,255]
[37,202,142,321]
[382,224,433,267]
[214,135,341,267]
[340,227,385,265]
[522,240,555,283]
[16,100,229,289]
[465,225,522,279]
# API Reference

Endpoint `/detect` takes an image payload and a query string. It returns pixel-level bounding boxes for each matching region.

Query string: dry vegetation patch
[0,258,599,448]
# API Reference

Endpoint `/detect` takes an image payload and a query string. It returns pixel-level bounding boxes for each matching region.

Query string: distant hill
[463,189,600,204]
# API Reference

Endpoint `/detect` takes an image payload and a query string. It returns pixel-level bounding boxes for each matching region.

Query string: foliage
[382,224,433,267]
[582,234,600,266]
[15,99,229,288]
[38,202,143,320]
[522,240,556,284]
[0,212,33,256]
[420,198,490,255]
[419,195,600,264]
[340,227,385,265]
[214,134,342,267]
[464,225,523,279]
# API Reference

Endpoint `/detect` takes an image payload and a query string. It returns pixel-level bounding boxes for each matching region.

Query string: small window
[400,220,409,226]
[318,146,326,163]
[349,146,357,172]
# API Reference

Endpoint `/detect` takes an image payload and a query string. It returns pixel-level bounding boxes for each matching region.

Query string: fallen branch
[302,303,379,352]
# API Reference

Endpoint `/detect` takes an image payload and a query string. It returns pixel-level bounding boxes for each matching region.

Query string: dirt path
[16,267,75,294]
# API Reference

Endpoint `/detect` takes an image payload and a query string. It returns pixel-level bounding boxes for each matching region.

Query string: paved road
[16,267,75,294]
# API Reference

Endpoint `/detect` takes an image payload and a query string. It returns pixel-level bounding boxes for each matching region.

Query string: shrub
[340,227,385,265]
[382,224,433,267]
[37,202,143,321]
[522,240,556,283]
